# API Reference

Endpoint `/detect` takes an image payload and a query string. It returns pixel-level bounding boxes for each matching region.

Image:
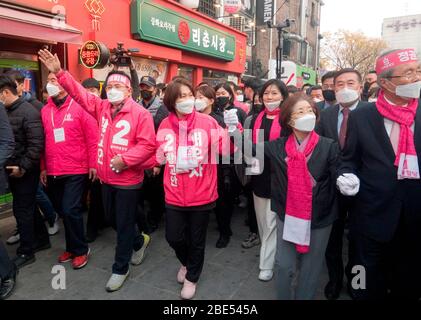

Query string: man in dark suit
[338,49,421,300]
[316,68,368,300]
[316,71,337,111]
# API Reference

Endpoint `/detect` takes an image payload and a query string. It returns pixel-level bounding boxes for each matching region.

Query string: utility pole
[268,19,292,80]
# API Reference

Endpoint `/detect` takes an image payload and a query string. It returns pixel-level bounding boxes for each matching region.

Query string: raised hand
[38,49,62,74]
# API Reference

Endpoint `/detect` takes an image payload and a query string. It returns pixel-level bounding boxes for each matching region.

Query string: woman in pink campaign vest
[155,78,240,300]
[39,49,156,293]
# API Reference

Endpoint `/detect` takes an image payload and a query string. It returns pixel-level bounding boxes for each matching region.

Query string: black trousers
[86,180,106,234]
[215,166,240,237]
[47,175,88,256]
[102,184,143,275]
[325,193,355,285]
[244,184,258,234]
[165,208,210,283]
[0,241,14,279]
[137,187,150,235]
[350,210,421,300]
[141,170,165,227]
[9,169,49,256]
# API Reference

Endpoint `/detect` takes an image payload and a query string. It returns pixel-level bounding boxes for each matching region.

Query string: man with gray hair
[338,48,421,300]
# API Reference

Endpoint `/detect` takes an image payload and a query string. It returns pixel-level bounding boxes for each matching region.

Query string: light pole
[267,19,292,80]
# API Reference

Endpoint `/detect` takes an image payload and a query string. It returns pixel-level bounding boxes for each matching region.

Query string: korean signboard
[256,0,274,26]
[130,0,236,61]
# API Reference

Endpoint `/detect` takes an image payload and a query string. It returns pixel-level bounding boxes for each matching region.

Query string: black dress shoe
[216,235,230,248]
[12,254,35,269]
[33,241,51,253]
[324,281,342,300]
[0,266,18,300]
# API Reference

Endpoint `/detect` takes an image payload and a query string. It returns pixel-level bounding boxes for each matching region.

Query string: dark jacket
[265,135,339,229]
[154,103,169,132]
[5,97,44,172]
[315,101,370,143]
[23,92,44,111]
[0,105,15,194]
[339,100,421,242]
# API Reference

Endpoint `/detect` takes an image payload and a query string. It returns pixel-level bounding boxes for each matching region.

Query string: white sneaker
[131,233,150,265]
[258,270,273,282]
[6,230,20,245]
[180,279,197,300]
[48,217,60,236]
[105,271,129,292]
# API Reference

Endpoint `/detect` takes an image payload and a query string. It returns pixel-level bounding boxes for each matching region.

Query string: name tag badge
[176,146,198,171]
[54,128,65,143]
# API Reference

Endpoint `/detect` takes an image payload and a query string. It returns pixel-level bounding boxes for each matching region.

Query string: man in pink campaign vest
[338,48,421,300]
[39,49,156,293]
[41,72,98,271]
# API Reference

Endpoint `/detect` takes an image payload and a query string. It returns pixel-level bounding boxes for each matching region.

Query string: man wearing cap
[39,49,156,292]
[139,76,167,130]
[81,78,106,243]
[338,48,421,299]
[139,75,166,232]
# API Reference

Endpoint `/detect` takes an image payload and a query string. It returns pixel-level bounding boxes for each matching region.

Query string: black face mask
[141,90,154,101]
[215,96,230,109]
[253,103,263,113]
[322,90,336,102]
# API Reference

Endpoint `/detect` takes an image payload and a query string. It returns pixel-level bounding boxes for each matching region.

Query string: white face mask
[395,81,421,99]
[46,83,61,97]
[265,100,282,111]
[237,95,244,102]
[336,87,360,105]
[176,99,195,114]
[107,88,125,105]
[293,113,316,132]
[313,98,323,103]
[194,99,208,112]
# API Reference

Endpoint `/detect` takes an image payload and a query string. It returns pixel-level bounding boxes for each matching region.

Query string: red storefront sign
[79,40,109,69]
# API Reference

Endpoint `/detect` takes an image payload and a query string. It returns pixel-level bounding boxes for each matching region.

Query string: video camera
[109,43,139,68]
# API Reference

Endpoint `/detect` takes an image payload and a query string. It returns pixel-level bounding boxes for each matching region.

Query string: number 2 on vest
[112,120,131,146]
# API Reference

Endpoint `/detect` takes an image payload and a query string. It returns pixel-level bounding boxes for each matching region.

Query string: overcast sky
[320,0,421,38]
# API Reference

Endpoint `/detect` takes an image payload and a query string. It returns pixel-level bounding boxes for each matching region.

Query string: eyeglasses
[387,70,421,81]
[105,84,127,91]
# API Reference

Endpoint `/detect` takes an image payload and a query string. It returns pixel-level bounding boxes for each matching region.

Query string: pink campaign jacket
[56,70,156,186]
[156,111,235,207]
[41,96,98,176]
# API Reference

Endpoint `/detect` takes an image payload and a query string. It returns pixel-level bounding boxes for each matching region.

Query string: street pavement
[0,206,350,300]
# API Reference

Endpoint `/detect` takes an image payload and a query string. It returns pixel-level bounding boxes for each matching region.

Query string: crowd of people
[0,47,420,300]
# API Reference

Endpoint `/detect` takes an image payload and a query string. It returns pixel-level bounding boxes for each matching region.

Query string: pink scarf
[252,108,282,144]
[376,91,420,180]
[284,131,320,254]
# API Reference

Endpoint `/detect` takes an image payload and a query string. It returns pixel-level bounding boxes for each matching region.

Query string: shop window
[197,0,217,18]
[300,42,308,65]
[178,65,194,82]
[203,69,237,87]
